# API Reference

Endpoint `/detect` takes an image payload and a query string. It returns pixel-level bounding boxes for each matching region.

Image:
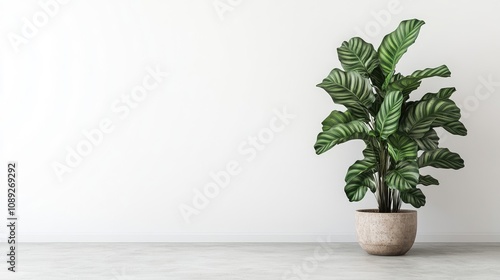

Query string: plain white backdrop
[0,0,499,242]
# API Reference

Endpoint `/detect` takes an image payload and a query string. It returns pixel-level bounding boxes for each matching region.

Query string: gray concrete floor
[0,243,498,279]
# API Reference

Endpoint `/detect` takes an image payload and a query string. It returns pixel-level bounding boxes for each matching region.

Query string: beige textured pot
[355,209,417,256]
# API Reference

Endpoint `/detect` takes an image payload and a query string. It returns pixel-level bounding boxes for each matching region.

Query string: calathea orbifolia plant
[314,19,466,213]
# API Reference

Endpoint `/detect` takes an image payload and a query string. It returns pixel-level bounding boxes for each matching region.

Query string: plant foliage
[314,19,466,212]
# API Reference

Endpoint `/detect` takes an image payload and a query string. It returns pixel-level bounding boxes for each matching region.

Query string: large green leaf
[317,68,375,119]
[436,87,457,99]
[345,156,376,183]
[388,77,421,99]
[418,148,465,169]
[362,143,380,163]
[443,120,467,136]
[375,90,404,139]
[378,19,425,87]
[388,73,422,98]
[337,37,379,77]
[410,65,451,79]
[388,133,418,162]
[315,120,369,154]
[345,172,376,202]
[401,98,461,138]
[321,110,354,131]
[422,87,456,101]
[388,65,451,93]
[418,175,439,186]
[401,188,426,208]
[414,129,439,151]
[385,161,419,191]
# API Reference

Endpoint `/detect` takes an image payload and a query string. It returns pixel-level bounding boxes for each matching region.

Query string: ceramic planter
[355,209,417,256]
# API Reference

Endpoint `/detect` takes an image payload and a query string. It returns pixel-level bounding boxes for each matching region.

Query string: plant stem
[392,190,401,212]
[378,141,391,213]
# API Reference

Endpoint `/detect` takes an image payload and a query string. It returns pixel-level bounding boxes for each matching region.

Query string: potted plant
[314,19,466,255]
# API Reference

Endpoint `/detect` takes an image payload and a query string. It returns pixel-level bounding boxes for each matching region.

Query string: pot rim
[356,209,417,214]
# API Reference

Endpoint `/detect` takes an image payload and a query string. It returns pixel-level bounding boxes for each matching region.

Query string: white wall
[0,0,499,242]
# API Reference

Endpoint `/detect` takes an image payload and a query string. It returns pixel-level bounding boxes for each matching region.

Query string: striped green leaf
[401,98,461,138]
[345,172,376,202]
[388,78,418,92]
[410,65,451,79]
[337,37,379,77]
[378,19,425,87]
[345,156,376,183]
[362,144,380,163]
[386,161,419,191]
[436,87,457,99]
[388,76,421,98]
[388,133,418,162]
[317,69,375,119]
[375,90,404,139]
[443,120,467,136]
[418,148,465,169]
[401,188,426,208]
[431,102,462,127]
[389,65,451,93]
[414,129,440,151]
[418,175,439,186]
[314,120,369,154]
[321,110,354,131]
[422,87,456,101]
